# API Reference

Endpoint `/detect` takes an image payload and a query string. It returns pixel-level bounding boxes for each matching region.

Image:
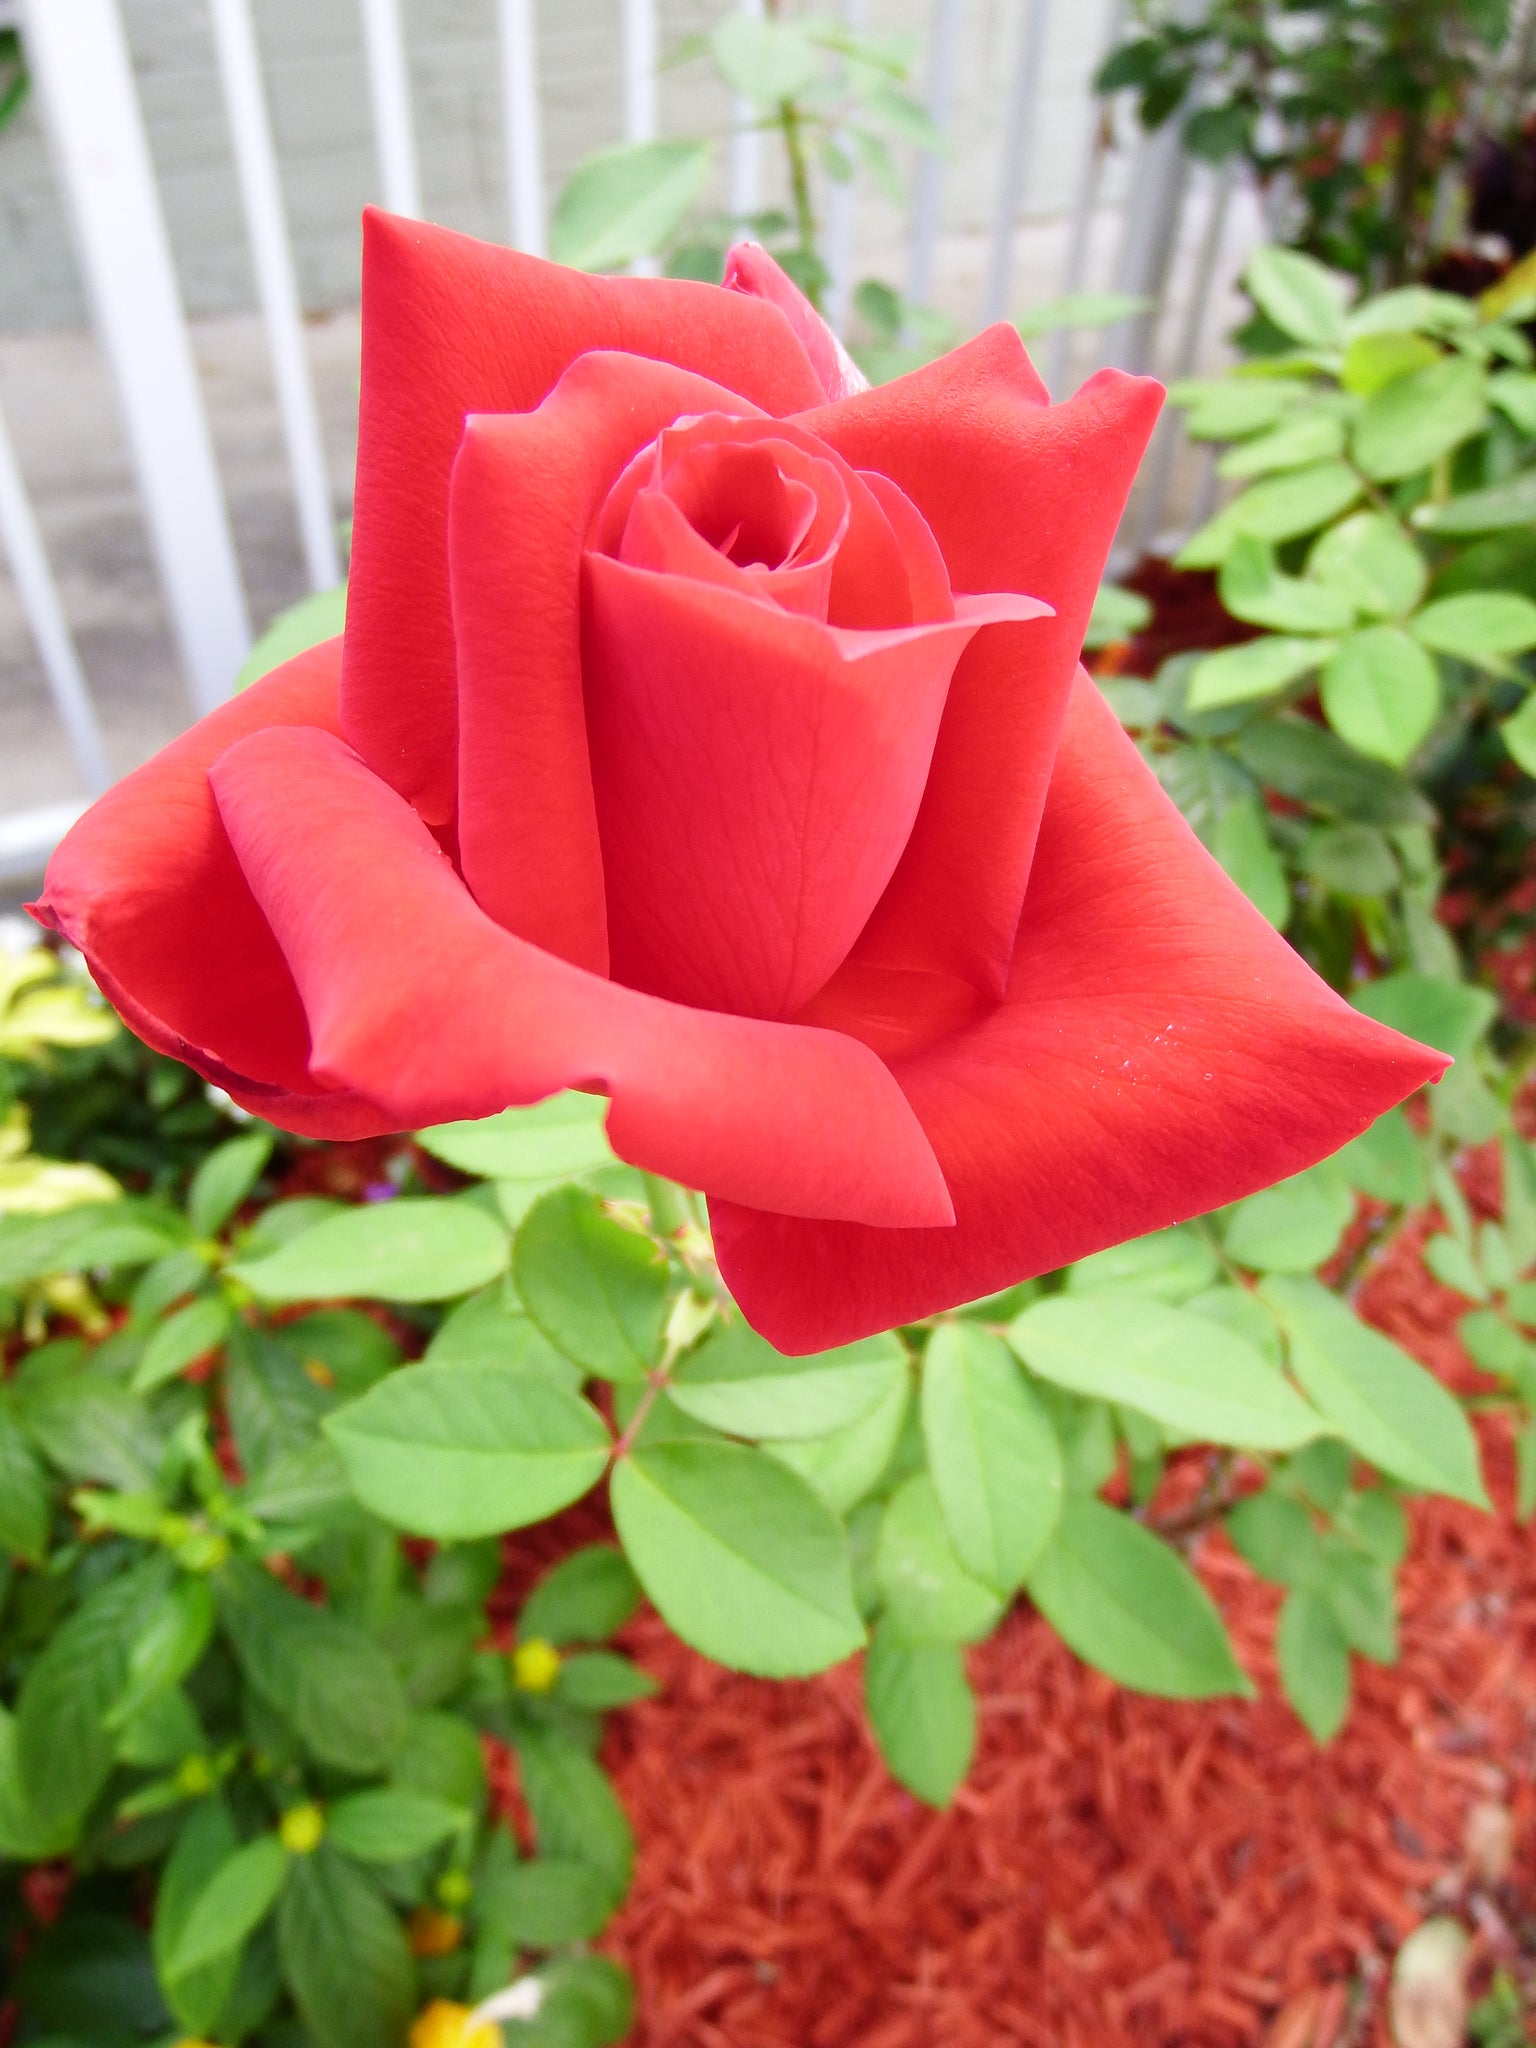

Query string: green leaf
[920,1323,1062,1593]
[1424,1232,1487,1300]
[326,1361,609,1539]
[764,1369,910,1514]
[1501,693,1536,775]
[1218,535,1355,633]
[1320,627,1440,765]
[326,1788,469,1863]
[1352,358,1489,481]
[417,1092,616,1184]
[1351,971,1496,1062]
[1234,716,1431,825]
[558,1650,660,1709]
[1411,591,1536,667]
[1169,376,1300,440]
[1308,512,1426,618]
[1067,1224,1218,1302]
[16,1560,168,1836]
[167,1832,287,1978]
[527,1955,635,2048]
[1276,1585,1350,1740]
[279,1306,399,1394]
[0,1395,50,1562]
[1489,370,1536,434]
[1301,821,1400,896]
[514,1186,668,1381]
[611,1441,864,1676]
[1223,1166,1353,1273]
[0,1703,73,1860]
[16,1372,165,1491]
[276,1849,415,2048]
[0,1202,173,1285]
[236,584,346,690]
[551,139,712,270]
[874,1474,1004,1645]
[1411,471,1536,535]
[1341,330,1441,396]
[1226,1488,1322,1586]
[515,1723,635,1904]
[1013,291,1151,340]
[187,1131,273,1238]
[131,1293,232,1394]
[711,13,820,101]
[1217,411,1346,479]
[1244,247,1348,350]
[1187,633,1331,710]
[1320,1539,1397,1663]
[1261,1277,1487,1504]
[1344,287,1476,340]
[230,1198,508,1304]
[426,1285,581,1390]
[518,1544,640,1646]
[1338,1487,1409,1569]
[1176,462,1361,569]
[219,1563,409,1773]
[109,1576,215,1729]
[1026,1495,1250,1699]
[391,1711,488,1816]
[1082,580,1153,650]
[864,1621,976,1808]
[1212,795,1290,927]
[154,1799,242,2032]
[481,1857,616,1946]
[1335,1109,1427,1205]
[670,1323,904,1440]
[1007,1293,1323,1449]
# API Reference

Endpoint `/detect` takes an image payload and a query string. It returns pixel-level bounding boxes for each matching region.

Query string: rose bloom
[33,216,1443,1351]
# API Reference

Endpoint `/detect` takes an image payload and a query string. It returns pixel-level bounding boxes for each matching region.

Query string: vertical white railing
[982,0,1052,327]
[499,0,547,255]
[357,0,422,217]
[728,0,765,223]
[823,0,865,336]
[906,0,964,308]
[208,0,340,593]
[622,0,658,275]
[1044,0,1124,395]
[20,0,251,716]
[0,400,108,795]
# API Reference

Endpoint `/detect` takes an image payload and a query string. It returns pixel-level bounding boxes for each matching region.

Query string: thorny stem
[778,98,820,297]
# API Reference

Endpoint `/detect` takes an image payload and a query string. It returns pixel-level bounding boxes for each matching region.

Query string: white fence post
[982,0,1052,328]
[499,0,547,256]
[823,0,865,336]
[357,0,422,218]
[208,0,341,595]
[906,0,964,309]
[0,399,109,794]
[728,0,765,224]
[20,0,252,717]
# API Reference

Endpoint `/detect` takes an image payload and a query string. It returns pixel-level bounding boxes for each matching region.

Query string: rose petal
[28,640,385,1137]
[802,330,1163,998]
[584,551,1047,1019]
[450,353,760,971]
[723,241,870,403]
[712,671,1448,1352]
[344,213,830,828]
[207,725,954,1227]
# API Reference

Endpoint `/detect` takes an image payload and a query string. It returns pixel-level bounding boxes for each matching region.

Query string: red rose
[32,214,1443,1351]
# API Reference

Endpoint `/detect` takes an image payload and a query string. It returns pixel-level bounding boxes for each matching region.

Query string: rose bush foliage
[32,214,1443,1350]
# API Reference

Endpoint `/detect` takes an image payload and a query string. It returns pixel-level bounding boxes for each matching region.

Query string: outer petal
[800,331,1163,997]
[723,242,869,403]
[584,555,1047,1019]
[712,673,1448,1352]
[28,641,386,1138]
[344,213,829,827]
[208,725,955,1229]
[450,353,760,972]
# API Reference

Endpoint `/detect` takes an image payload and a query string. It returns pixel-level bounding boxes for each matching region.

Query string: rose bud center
[581,412,1050,1023]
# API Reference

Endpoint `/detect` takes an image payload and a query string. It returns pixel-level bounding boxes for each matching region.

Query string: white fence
[0,0,1260,885]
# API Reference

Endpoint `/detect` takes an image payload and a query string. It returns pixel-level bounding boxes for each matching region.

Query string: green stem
[778,99,820,302]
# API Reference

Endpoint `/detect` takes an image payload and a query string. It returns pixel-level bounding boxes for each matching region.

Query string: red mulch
[565,1216,1536,2048]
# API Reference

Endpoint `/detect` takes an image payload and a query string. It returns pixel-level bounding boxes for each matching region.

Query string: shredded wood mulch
[575,1221,1536,2048]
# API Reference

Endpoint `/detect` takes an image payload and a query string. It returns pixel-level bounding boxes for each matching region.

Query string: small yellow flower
[406,1905,464,1958]
[436,1868,473,1909]
[409,2000,500,2048]
[279,1802,325,1855]
[510,1636,562,1693]
[174,1755,215,1798]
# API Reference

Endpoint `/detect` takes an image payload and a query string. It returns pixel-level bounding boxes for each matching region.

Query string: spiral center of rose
[579,409,1046,1023]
